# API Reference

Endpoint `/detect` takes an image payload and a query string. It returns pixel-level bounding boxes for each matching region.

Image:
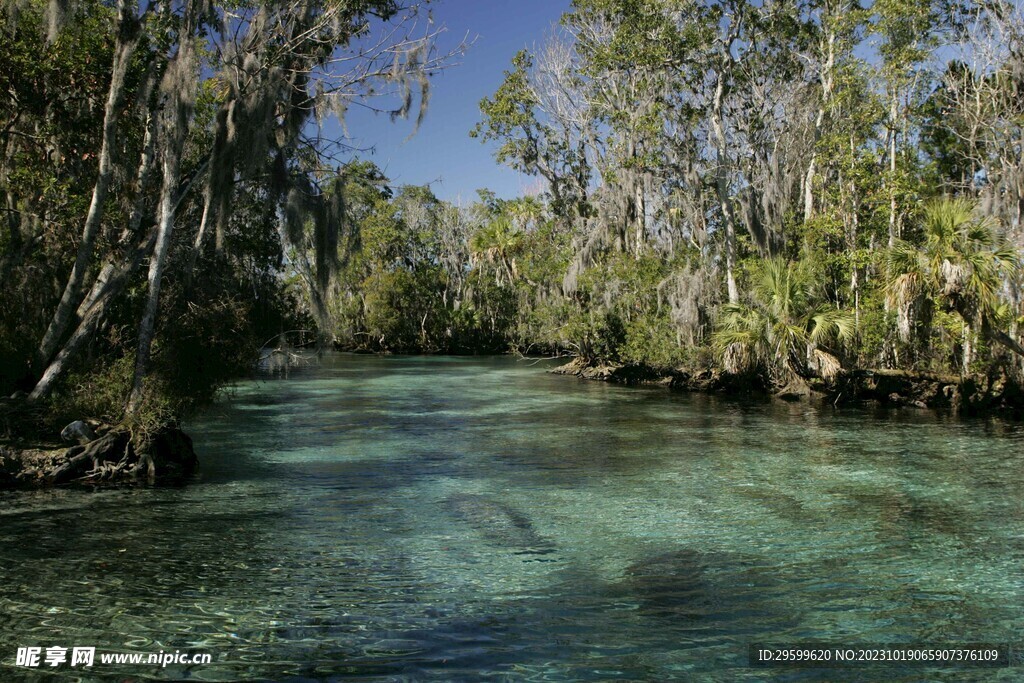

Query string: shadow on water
[839,489,974,538]
[603,548,797,637]
[3,354,1024,682]
[444,493,556,557]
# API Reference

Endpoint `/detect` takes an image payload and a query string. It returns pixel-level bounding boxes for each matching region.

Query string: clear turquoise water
[1,354,1023,681]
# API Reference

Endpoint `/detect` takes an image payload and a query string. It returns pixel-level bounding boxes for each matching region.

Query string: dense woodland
[0,0,452,430]
[3,0,1024,433]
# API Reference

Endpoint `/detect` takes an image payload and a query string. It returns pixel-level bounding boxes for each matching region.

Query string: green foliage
[8,0,1024,438]
[0,0,120,395]
[274,0,1024,390]
[471,51,590,218]
[555,253,688,367]
[855,303,893,368]
[714,259,855,384]
[48,354,136,427]
[886,198,1020,328]
[458,0,1024,385]
[0,0,455,440]
[619,314,687,369]
[919,62,977,192]
[884,197,1021,368]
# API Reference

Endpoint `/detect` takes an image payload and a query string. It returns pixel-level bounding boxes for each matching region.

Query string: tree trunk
[28,95,160,402]
[983,319,1024,359]
[887,94,899,250]
[962,321,972,374]
[127,136,185,414]
[803,158,817,223]
[846,142,861,329]
[79,81,159,312]
[634,178,645,259]
[711,70,739,304]
[187,104,232,280]
[127,11,199,415]
[36,1,142,369]
[29,276,124,402]
[804,27,835,223]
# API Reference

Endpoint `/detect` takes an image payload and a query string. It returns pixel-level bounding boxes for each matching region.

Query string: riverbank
[0,414,198,490]
[551,358,1024,418]
[5,352,1022,492]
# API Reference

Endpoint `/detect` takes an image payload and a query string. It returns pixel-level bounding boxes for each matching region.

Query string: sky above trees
[339,0,571,203]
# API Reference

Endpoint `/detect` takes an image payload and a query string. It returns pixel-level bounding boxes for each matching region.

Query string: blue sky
[339,0,572,204]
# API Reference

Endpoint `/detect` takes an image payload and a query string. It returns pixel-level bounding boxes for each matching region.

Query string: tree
[714,258,854,386]
[942,0,1024,229]
[16,0,459,409]
[0,1,120,391]
[470,214,523,287]
[873,0,947,248]
[886,197,1021,370]
[472,48,592,220]
[34,0,152,371]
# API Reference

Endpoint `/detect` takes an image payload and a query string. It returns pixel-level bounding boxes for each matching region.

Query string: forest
[2,0,1024,463]
[4,2,1024,676]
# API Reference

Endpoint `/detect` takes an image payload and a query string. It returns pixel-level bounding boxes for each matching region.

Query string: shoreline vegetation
[0,420,197,490]
[2,347,1023,491]
[4,1,1024,490]
[550,356,1024,417]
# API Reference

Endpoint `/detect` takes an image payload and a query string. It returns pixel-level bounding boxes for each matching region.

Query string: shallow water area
[1,353,1023,681]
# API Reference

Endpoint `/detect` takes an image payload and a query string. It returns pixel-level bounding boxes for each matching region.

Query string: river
[1,354,1022,681]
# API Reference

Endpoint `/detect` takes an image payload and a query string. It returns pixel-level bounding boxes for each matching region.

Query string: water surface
[2,354,1023,681]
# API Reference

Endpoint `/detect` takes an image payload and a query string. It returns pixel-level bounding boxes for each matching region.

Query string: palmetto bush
[886,197,1019,348]
[714,258,854,386]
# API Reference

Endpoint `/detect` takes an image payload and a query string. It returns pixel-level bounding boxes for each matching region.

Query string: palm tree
[886,197,1022,370]
[714,258,854,387]
[470,215,522,286]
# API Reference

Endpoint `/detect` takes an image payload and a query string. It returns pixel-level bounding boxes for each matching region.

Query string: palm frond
[812,349,843,382]
[887,196,1021,345]
[713,258,853,384]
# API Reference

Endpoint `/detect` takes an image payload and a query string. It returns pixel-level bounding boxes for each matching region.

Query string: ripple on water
[2,354,1023,681]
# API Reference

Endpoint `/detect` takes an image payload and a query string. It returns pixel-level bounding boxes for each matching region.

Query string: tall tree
[18,0,459,406]
[34,0,151,370]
